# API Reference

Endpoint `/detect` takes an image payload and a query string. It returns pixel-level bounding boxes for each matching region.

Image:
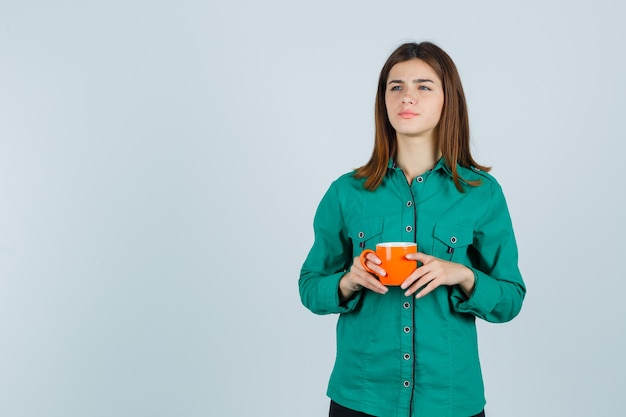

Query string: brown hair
[354,41,490,192]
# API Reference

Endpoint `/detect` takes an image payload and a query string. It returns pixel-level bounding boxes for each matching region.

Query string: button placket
[399,308,414,400]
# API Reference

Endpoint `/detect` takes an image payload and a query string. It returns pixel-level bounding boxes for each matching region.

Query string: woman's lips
[399,111,419,119]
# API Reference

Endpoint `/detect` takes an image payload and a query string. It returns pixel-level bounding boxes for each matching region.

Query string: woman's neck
[395,135,441,183]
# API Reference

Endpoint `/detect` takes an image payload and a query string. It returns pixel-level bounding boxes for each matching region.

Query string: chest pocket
[348,218,384,256]
[432,223,474,261]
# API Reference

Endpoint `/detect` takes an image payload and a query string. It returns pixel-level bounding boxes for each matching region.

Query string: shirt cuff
[453,269,499,316]
[319,272,362,314]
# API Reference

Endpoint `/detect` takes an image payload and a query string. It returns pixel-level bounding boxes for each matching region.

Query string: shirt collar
[388,156,452,177]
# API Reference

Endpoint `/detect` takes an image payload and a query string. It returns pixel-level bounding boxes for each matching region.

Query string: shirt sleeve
[299,182,362,315]
[451,181,526,323]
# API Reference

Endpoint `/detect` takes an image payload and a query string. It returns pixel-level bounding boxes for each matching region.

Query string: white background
[1,1,624,416]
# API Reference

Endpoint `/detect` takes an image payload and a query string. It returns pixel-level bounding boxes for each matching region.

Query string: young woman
[299,42,526,417]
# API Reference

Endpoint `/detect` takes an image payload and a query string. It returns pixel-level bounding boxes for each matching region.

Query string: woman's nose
[402,95,415,105]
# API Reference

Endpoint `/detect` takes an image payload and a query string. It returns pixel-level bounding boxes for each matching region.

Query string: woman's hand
[402,252,475,298]
[339,254,389,301]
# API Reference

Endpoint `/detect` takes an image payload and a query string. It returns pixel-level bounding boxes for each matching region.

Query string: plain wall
[1,0,624,416]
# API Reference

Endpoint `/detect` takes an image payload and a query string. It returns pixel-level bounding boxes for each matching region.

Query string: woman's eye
[418,85,432,91]
[390,85,402,91]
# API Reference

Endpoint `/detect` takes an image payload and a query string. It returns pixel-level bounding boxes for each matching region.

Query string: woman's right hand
[339,254,389,301]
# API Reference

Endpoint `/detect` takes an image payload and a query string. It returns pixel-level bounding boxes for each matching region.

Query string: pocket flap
[433,223,473,248]
[349,218,384,242]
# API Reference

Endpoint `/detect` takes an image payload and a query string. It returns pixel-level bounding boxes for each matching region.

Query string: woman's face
[385,58,444,142]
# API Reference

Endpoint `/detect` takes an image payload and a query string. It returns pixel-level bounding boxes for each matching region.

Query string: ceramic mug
[359,242,418,286]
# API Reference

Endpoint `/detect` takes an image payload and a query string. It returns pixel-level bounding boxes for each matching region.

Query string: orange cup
[359,242,417,286]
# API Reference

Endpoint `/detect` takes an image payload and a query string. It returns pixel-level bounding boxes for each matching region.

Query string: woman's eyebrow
[388,78,435,85]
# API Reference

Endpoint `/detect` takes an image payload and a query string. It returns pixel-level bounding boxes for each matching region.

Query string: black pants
[329,400,485,417]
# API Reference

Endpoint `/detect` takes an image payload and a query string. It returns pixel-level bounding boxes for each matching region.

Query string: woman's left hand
[402,252,475,298]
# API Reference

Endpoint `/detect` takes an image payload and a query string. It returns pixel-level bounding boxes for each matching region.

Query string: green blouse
[299,158,526,417]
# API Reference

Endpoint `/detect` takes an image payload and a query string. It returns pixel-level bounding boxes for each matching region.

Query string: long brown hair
[355,42,489,192]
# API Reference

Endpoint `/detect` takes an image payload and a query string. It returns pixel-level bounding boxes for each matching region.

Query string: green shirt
[299,158,526,417]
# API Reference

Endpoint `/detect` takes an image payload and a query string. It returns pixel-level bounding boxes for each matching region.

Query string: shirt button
[403,326,411,333]
[406,201,413,207]
[403,302,410,309]
[450,236,457,244]
[404,353,411,360]
[358,232,364,238]
[416,176,424,183]
[405,225,413,233]
[403,381,411,388]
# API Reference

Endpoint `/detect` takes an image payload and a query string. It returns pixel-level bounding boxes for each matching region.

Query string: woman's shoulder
[457,165,501,188]
[453,165,507,200]
[321,171,372,202]
[330,170,366,188]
